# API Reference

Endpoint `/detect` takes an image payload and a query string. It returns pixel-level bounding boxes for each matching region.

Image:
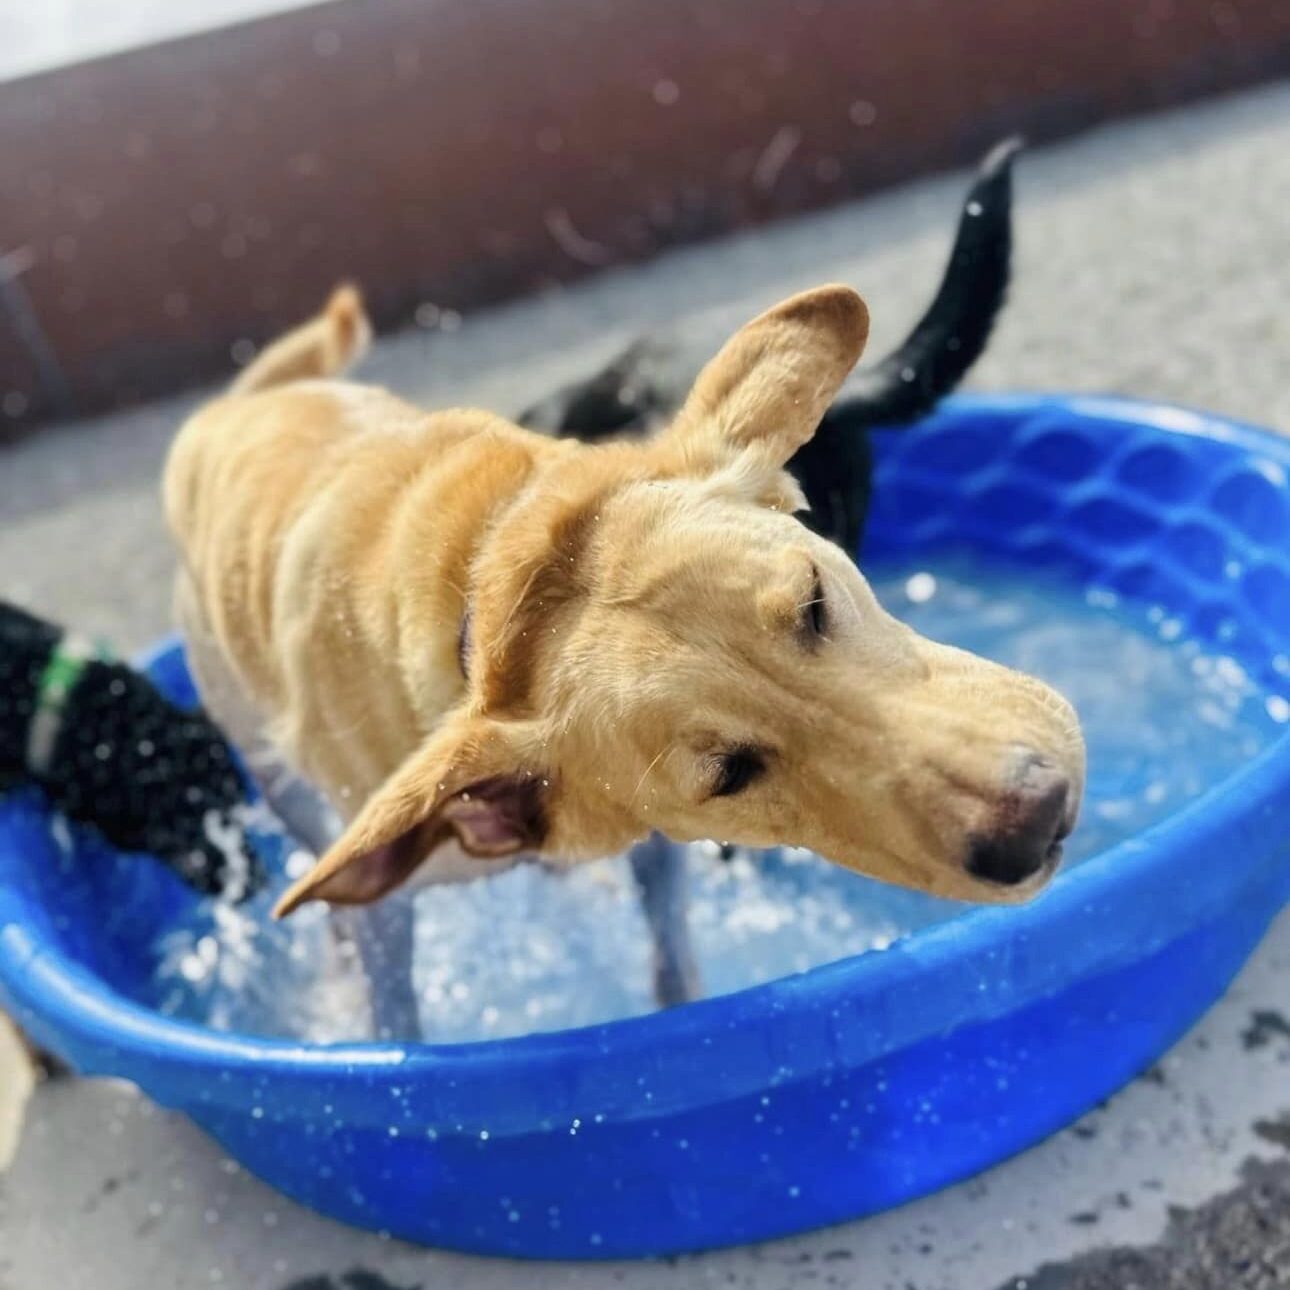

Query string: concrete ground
[2,81,1290,1290]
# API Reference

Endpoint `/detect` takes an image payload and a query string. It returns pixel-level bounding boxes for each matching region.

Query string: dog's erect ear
[272,716,545,916]
[662,285,868,475]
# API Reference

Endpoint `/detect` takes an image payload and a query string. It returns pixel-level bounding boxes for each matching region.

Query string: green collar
[26,634,109,776]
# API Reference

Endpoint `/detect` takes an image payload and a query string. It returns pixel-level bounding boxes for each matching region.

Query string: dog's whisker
[630,745,672,808]
[440,573,469,602]
[492,562,544,658]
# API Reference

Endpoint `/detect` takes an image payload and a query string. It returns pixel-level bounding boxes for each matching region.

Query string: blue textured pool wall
[1,394,1287,1257]
[864,396,1290,696]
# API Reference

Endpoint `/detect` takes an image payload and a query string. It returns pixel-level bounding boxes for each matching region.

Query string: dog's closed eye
[711,746,767,798]
[799,565,828,644]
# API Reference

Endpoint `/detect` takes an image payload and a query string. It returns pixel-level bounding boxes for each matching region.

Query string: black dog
[0,600,262,900]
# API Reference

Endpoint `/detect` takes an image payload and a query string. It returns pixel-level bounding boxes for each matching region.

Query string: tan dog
[164,284,1084,1019]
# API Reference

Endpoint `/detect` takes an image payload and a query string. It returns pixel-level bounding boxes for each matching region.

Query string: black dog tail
[824,136,1021,432]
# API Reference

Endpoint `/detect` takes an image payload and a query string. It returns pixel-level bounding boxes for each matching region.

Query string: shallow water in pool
[148,559,1287,1043]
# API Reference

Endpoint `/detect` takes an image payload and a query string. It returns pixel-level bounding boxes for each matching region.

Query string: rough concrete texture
[995,1154,1290,1290]
[2,82,1290,1290]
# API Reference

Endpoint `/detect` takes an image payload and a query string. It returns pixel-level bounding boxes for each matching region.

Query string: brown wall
[2,0,1289,435]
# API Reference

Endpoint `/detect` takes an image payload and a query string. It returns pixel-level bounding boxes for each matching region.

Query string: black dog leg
[630,833,701,1007]
[330,900,422,1041]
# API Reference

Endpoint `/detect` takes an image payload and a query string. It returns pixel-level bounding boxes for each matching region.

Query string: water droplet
[313,29,341,57]
[905,572,937,603]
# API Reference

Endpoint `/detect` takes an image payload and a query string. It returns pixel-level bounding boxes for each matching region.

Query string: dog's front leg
[329,900,422,1041]
[239,749,423,1041]
[242,749,343,859]
[630,834,701,1008]
[254,766,423,1041]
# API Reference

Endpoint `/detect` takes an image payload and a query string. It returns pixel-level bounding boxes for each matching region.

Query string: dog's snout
[964,750,1072,888]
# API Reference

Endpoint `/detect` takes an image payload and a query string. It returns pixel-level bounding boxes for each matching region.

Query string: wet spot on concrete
[1069,1211,1100,1226]
[1253,1114,1290,1151]
[81,1173,124,1215]
[342,1274,422,1290]
[281,1273,421,1290]
[995,1157,1290,1289]
[1241,1008,1290,1051]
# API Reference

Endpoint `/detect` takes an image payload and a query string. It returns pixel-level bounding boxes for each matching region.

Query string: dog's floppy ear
[272,715,545,916]
[662,285,868,475]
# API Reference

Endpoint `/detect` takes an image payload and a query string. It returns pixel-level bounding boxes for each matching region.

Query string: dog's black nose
[965,753,1071,887]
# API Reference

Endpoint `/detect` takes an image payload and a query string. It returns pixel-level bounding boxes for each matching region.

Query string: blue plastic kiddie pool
[1,394,1288,1258]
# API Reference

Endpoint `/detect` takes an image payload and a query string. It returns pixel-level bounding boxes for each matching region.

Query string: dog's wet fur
[163,141,1084,1029]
